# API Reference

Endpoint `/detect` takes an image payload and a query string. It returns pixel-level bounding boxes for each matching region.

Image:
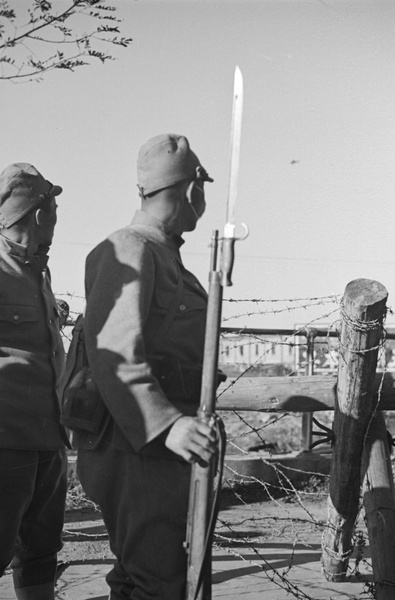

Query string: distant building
[219,326,395,374]
[219,332,295,372]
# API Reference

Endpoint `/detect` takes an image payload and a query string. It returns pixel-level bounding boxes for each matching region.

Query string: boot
[14,582,55,600]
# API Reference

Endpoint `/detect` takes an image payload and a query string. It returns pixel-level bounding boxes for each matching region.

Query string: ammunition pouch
[61,366,108,434]
[60,315,108,436]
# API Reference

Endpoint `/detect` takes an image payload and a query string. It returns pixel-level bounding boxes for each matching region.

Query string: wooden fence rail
[216,371,395,412]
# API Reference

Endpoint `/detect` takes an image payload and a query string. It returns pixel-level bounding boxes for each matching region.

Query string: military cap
[137,134,213,196]
[0,163,62,228]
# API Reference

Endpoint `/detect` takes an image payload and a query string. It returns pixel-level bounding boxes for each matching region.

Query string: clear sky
[1,0,394,330]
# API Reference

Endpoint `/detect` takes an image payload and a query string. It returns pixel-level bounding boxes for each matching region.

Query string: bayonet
[225,65,243,236]
[221,66,247,286]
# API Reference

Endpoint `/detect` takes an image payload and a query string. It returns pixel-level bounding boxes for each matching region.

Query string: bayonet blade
[225,65,243,238]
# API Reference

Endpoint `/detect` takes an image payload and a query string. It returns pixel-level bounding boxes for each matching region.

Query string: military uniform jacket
[0,235,66,450]
[81,210,208,454]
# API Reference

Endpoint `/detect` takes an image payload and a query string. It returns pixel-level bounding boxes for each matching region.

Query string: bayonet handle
[220,237,236,287]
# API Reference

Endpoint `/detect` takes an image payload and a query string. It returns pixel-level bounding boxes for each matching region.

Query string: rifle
[185,66,247,600]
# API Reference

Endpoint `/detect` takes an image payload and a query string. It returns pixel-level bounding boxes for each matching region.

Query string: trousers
[77,445,191,600]
[0,449,67,588]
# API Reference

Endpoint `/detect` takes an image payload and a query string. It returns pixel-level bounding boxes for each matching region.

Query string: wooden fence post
[301,328,316,451]
[362,411,395,599]
[321,278,388,581]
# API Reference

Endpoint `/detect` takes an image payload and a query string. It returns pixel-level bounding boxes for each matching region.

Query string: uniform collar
[0,233,49,269]
[131,210,185,248]
[0,233,29,258]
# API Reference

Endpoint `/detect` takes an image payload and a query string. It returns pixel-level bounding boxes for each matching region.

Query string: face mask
[187,180,206,220]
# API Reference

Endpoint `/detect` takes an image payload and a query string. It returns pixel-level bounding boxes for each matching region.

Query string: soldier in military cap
[0,163,68,600]
[76,134,218,599]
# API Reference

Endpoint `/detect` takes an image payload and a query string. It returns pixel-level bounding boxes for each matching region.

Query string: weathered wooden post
[321,278,388,581]
[301,328,316,451]
[361,411,395,598]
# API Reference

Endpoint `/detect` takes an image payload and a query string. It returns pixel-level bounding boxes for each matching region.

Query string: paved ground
[0,565,373,600]
[0,488,374,600]
[0,548,373,600]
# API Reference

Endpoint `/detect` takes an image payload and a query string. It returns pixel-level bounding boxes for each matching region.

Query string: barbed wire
[224,294,342,303]
[222,298,340,322]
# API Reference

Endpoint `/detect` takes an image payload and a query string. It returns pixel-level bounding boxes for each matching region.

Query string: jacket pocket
[175,290,207,315]
[0,304,38,324]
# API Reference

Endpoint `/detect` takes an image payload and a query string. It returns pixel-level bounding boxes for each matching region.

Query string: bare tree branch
[0,0,133,82]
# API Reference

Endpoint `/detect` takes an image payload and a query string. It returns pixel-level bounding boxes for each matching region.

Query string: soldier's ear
[185,181,194,203]
[35,208,43,226]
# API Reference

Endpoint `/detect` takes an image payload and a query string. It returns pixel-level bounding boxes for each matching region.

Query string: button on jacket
[82,210,208,453]
[0,235,66,449]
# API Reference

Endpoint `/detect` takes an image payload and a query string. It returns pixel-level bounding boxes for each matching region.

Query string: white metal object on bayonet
[221,66,246,287]
[224,65,243,239]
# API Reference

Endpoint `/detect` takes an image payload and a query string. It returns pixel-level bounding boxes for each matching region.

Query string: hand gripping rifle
[185,66,248,600]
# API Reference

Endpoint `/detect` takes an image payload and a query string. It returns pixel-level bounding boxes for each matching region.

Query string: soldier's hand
[164,416,217,466]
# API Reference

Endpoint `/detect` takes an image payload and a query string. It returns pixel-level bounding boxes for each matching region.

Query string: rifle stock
[185,232,224,600]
